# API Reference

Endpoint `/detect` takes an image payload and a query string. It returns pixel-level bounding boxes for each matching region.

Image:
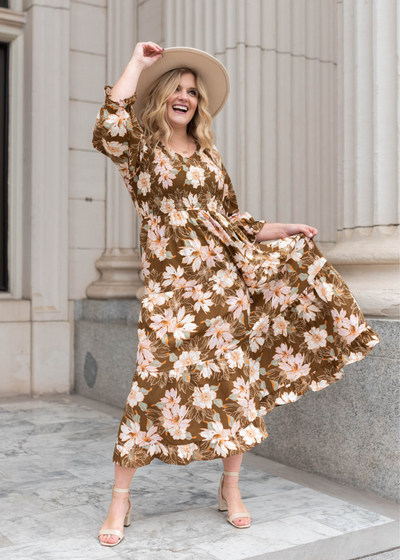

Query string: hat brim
[134,46,230,120]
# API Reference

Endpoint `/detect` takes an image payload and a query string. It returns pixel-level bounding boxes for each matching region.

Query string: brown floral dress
[92,85,381,468]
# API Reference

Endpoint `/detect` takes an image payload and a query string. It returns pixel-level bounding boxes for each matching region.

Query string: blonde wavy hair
[138,67,222,167]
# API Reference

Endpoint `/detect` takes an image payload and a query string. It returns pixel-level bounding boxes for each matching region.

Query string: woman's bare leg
[99,463,137,545]
[221,453,251,527]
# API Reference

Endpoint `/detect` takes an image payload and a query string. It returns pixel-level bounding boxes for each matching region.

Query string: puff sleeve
[220,161,267,243]
[92,85,143,177]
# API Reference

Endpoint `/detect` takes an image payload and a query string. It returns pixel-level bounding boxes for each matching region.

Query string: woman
[92,42,380,546]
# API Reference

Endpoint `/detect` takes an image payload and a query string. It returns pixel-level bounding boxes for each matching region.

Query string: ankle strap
[112,484,131,493]
[223,471,240,476]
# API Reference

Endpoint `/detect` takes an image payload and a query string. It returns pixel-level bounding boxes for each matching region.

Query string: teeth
[173,105,188,112]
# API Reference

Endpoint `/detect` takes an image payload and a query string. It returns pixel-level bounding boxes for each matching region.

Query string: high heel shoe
[218,470,252,529]
[98,485,132,547]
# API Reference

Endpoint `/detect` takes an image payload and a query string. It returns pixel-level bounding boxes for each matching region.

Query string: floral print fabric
[92,85,381,468]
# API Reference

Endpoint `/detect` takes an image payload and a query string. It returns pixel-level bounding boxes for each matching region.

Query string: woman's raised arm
[91,42,164,182]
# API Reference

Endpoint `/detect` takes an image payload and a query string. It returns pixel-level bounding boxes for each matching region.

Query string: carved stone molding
[325,226,400,317]
[87,248,143,300]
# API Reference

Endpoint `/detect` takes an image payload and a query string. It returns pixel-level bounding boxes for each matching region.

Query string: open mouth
[172,105,189,114]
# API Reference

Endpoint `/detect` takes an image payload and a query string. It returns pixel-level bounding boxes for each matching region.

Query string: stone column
[86,0,143,300]
[325,0,400,317]
[22,0,70,394]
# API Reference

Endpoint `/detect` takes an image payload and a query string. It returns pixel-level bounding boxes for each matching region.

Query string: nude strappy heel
[218,471,252,529]
[98,485,132,547]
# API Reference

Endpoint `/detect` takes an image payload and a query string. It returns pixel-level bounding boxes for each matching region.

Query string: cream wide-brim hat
[134,46,230,120]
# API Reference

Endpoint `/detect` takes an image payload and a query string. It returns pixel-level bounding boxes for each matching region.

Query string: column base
[324,226,400,317]
[86,248,143,300]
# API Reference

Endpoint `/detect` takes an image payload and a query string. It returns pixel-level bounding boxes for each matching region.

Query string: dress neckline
[159,139,200,161]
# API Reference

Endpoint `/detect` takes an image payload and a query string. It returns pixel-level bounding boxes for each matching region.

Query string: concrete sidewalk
[0,393,398,559]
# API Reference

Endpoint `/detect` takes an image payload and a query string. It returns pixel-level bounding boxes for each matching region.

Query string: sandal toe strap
[228,512,252,523]
[98,529,124,539]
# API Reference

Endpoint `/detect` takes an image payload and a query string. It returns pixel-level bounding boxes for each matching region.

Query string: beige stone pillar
[325,0,400,317]
[86,0,143,300]
[22,0,70,394]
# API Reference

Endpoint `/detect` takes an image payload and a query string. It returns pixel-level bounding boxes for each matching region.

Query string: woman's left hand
[255,222,318,242]
[280,223,318,238]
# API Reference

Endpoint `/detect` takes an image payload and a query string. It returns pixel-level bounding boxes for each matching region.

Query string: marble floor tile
[249,513,343,542]
[0,533,120,559]
[303,503,395,533]
[0,407,18,424]
[79,501,146,525]
[14,405,115,426]
[194,531,285,559]
[209,486,348,525]
[193,514,343,560]
[73,437,117,460]
[34,480,133,509]
[0,532,13,548]
[0,453,78,487]
[363,551,400,560]
[115,549,220,560]
[128,484,220,517]
[97,505,234,555]
[0,503,143,546]
[0,492,60,523]
[0,470,81,498]
[0,400,58,411]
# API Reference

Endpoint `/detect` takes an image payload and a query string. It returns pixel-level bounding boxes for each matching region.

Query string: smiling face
[165,71,199,132]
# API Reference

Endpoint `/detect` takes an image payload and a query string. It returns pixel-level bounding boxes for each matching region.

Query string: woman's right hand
[132,42,164,70]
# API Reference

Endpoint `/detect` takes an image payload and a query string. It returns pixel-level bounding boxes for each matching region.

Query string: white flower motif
[225,347,245,368]
[239,424,264,445]
[211,268,236,295]
[226,288,250,319]
[310,379,329,391]
[104,109,130,137]
[186,165,205,188]
[338,314,367,343]
[308,257,327,283]
[272,315,290,337]
[344,351,364,365]
[162,404,191,440]
[200,421,239,457]
[127,381,145,407]
[275,391,299,405]
[137,171,151,195]
[273,342,294,362]
[101,138,128,159]
[160,388,181,408]
[314,279,334,303]
[193,384,217,409]
[279,353,311,381]
[249,359,261,383]
[331,308,347,329]
[304,326,328,349]
[170,210,189,226]
[232,377,250,400]
[250,315,270,352]
[177,443,198,460]
[296,290,322,321]
[205,316,233,349]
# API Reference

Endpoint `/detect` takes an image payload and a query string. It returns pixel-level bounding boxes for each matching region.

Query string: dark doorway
[0,41,9,291]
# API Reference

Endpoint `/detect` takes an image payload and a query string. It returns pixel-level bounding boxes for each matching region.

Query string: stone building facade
[0,0,398,500]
